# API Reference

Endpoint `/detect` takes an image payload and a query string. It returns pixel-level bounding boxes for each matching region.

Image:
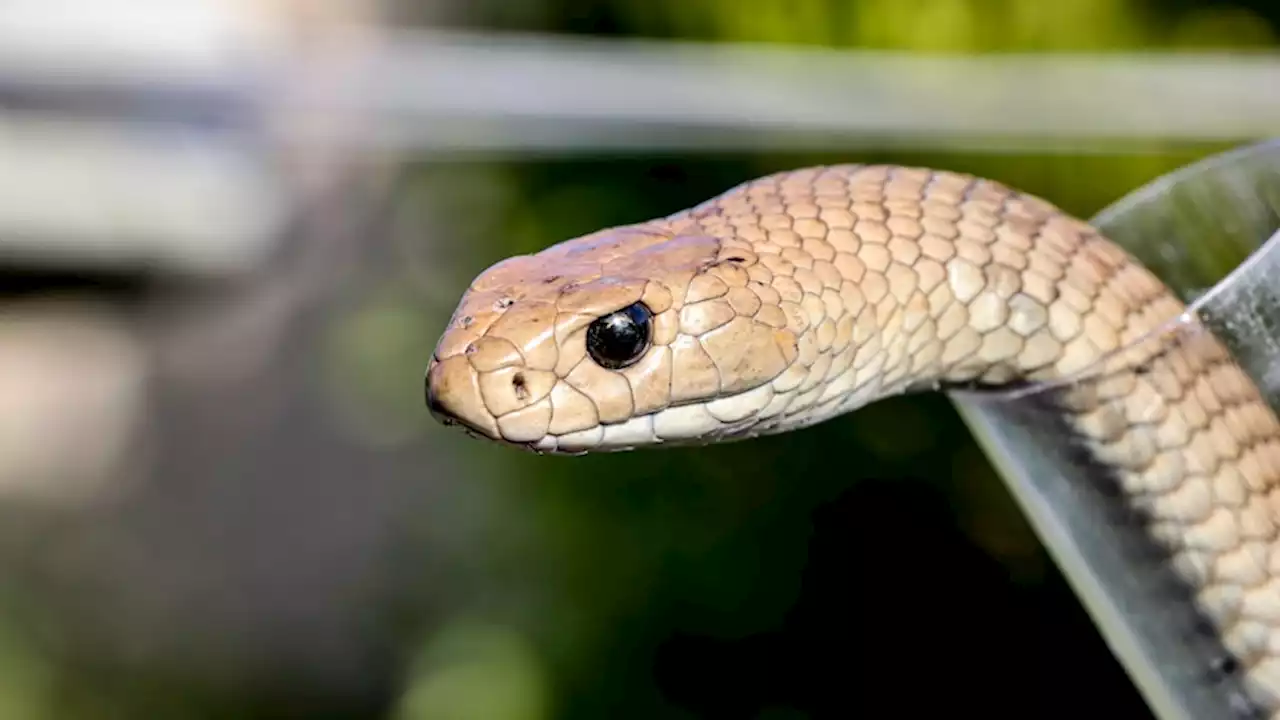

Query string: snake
[424,163,1280,715]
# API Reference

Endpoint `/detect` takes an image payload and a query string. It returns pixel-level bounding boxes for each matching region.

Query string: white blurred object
[0,0,283,82]
[0,113,285,276]
[0,0,380,278]
[0,302,147,504]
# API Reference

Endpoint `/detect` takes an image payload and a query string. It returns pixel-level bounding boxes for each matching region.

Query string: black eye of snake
[586,302,652,370]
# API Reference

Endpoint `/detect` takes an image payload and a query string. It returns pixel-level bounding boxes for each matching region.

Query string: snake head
[426,223,799,453]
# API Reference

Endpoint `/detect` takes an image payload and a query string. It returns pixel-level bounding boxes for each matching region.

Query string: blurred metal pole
[352,30,1280,154]
[5,26,1278,150]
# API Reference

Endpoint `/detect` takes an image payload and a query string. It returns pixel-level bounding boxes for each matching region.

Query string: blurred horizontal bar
[0,111,284,277]
[1,25,1279,150]
[0,0,276,83]
[342,30,1280,153]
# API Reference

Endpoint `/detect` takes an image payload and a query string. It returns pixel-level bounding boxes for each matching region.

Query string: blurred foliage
[394,621,549,720]
[611,0,1275,49]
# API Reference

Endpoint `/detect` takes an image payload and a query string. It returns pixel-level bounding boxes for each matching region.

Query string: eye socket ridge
[585,302,653,370]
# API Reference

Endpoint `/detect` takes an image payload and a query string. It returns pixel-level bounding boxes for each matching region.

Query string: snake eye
[586,302,652,370]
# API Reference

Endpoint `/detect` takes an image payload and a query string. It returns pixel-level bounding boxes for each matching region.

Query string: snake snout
[423,360,454,425]
[424,355,502,441]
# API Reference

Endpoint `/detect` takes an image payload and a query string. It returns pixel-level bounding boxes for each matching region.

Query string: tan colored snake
[425,164,1280,715]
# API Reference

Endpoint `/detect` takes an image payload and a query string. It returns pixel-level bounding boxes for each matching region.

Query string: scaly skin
[425,164,1280,714]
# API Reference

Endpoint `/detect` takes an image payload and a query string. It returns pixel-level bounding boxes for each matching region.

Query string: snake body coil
[426,164,1280,714]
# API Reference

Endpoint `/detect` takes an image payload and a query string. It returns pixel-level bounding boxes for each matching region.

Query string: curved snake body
[426,164,1280,714]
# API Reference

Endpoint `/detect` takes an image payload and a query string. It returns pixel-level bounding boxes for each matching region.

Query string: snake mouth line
[424,402,495,446]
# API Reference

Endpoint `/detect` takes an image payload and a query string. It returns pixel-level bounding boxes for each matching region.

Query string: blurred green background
[0,0,1277,719]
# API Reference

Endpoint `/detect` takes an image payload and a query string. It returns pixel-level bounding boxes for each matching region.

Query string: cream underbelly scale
[425,164,1280,715]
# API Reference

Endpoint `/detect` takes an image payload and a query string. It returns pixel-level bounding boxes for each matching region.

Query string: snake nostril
[512,372,529,401]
